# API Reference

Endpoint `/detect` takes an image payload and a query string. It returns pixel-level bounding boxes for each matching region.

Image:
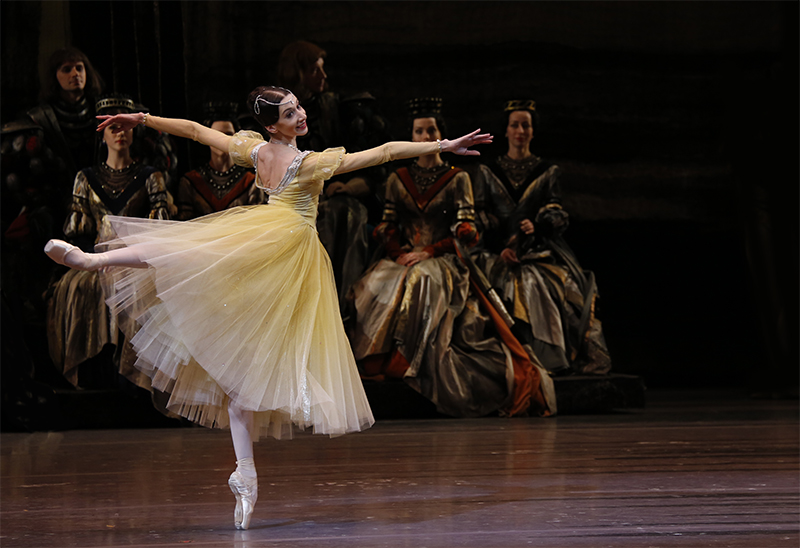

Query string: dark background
[2,1,797,399]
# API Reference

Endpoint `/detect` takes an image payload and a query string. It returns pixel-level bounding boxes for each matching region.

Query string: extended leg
[44,239,149,271]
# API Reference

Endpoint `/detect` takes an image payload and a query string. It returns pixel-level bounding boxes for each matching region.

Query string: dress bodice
[64,162,170,245]
[382,167,475,248]
[264,153,322,224]
[228,131,344,224]
[228,131,441,225]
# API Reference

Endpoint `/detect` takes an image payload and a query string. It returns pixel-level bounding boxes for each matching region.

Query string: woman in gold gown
[481,100,611,375]
[43,86,491,530]
[47,95,170,388]
[349,99,541,418]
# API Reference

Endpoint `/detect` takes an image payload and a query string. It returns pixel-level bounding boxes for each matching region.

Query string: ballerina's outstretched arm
[97,112,232,152]
[44,113,231,271]
[333,129,493,175]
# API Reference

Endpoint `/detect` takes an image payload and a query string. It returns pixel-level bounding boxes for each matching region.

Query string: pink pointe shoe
[44,239,106,271]
[228,470,258,530]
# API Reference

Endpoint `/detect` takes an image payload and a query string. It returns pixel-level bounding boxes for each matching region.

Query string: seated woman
[348,98,553,418]
[47,95,171,388]
[480,100,611,375]
[176,101,267,220]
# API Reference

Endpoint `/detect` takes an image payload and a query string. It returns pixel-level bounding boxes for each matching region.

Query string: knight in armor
[28,47,106,185]
[476,100,612,376]
[347,98,554,418]
[278,41,391,312]
[176,101,266,220]
[47,95,171,388]
[1,48,105,321]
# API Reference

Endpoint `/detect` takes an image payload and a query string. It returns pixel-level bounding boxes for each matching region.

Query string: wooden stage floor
[1,390,798,548]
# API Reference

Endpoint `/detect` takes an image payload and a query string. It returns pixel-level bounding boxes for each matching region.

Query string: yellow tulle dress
[98,131,421,440]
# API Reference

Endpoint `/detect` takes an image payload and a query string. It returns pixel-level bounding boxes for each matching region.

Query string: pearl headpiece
[253,88,295,115]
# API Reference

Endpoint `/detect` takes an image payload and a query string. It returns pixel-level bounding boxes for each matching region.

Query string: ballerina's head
[247,86,308,142]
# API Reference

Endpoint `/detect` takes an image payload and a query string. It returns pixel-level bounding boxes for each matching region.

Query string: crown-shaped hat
[203,101,240,122]
[95,95,136,114]
[503,99,536,113]
[405,97,443,120]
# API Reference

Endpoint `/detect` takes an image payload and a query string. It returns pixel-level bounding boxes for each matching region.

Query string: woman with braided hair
[43,85,492,530]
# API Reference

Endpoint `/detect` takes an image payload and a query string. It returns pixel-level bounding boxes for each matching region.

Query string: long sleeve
[63,171,96,239]
[373,172,405,259]
[146,171,171,220]
[296,141,440,183]
[175,176,196,221]
[422,171,478,257]
[334,141,440,175]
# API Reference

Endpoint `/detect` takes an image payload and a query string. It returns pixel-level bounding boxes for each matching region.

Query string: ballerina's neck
[269,138,300,153]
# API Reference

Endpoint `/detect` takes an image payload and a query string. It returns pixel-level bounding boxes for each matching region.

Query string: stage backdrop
[1,1,797,388]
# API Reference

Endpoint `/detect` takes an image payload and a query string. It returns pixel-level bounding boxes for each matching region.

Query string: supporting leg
[228,400,255,462]
[227,399,258,530]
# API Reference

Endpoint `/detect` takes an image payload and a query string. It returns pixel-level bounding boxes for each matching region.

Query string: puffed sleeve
[228,131,267,169]
[311,147,345,182]
[63,170,96,239]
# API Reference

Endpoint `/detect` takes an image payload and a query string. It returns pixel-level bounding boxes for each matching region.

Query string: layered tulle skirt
[98,204,374,440]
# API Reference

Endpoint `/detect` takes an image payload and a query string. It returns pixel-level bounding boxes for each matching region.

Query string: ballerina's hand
[96,113,141,133]
[441,129,493,156]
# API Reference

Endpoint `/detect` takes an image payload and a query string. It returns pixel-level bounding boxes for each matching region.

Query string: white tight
[228,399,254,461]
[97,245,149,269]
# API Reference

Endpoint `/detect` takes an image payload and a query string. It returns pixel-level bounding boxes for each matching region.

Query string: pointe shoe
[44,239,106,271]
[228,470,258,530]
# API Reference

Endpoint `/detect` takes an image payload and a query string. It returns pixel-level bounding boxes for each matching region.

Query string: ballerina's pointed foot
[44,239,106,271]
[228,470,258,530]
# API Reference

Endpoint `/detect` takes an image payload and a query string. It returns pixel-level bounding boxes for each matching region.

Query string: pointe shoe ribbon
[44,239,106,271]
[228,470,258,530]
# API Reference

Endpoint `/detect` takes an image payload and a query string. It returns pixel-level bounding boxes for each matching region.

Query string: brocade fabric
[47,164,171,387]
[478,157,612,374]
[349,166,517,417]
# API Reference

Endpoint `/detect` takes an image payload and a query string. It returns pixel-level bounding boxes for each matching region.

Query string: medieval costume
[482,144,612,375]
[47,96,171,387]
[349,158,553,417]
[176,101,267,220]
[176,164,265,220]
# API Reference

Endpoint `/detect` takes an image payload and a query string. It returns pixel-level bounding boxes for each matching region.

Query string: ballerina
[44,85,491,530]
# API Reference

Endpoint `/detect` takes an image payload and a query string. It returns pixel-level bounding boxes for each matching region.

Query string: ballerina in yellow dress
[43,85,492,530]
